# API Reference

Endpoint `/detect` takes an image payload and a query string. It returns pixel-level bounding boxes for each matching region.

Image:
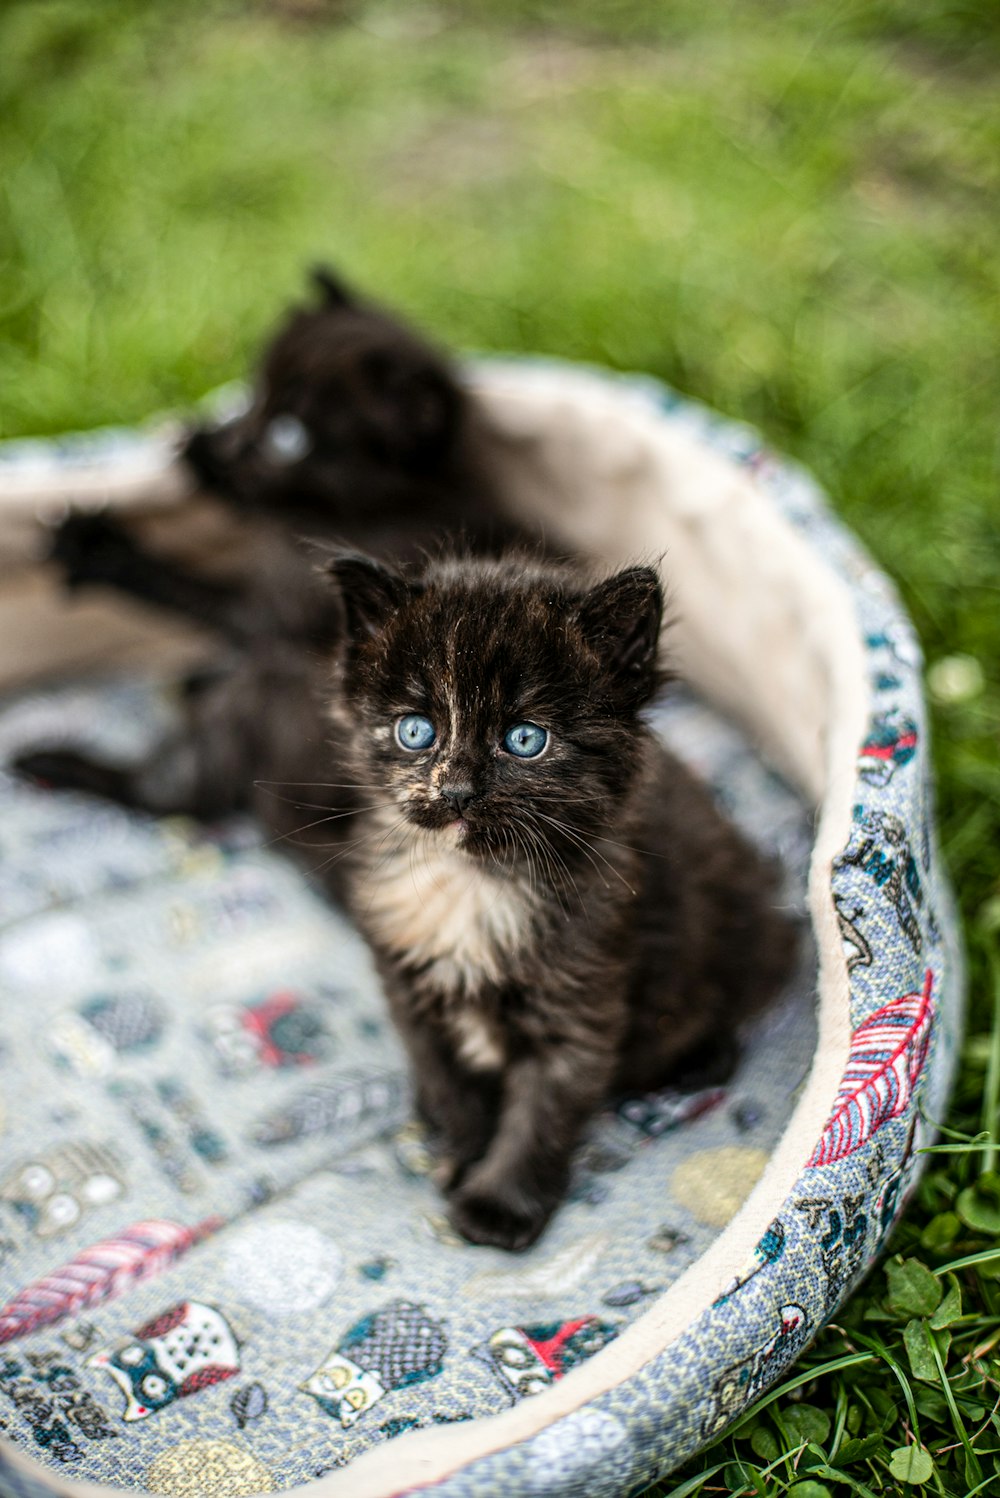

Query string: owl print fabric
[0,368,962,1498]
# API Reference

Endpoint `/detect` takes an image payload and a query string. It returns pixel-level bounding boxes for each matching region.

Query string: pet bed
[0,361,963,1498]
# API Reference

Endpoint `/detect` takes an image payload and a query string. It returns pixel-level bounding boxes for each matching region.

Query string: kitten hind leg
[11,656,261,821]
[13,728,247,821]
[14,748,153,810]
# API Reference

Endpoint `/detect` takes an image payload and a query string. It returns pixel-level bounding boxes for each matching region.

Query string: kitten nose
[440,785,476,817]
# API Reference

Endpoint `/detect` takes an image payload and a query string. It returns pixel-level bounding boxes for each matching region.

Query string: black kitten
[319,555,794,1249]
[16,553,794,1250]
[47,267,530,646]
[182,265,507,549]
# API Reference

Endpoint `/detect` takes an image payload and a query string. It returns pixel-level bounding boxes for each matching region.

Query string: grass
[1,1,999,1492]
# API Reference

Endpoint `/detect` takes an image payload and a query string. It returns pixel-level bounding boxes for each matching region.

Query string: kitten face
[331,556,664,875]
[182,267,462,514]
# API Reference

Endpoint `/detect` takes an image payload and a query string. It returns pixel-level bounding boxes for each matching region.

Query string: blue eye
[396,714,436,751]
[503,722,548,759]
[263,413,311,464]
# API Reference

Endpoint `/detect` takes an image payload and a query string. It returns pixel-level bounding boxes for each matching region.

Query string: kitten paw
[48,511,139,590]
[447,1178,551,1252]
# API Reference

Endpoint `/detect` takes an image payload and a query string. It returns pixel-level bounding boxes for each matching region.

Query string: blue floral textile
[0,367,962,1498]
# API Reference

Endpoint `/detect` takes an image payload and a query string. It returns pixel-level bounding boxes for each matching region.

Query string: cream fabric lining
[0,365,869,1497]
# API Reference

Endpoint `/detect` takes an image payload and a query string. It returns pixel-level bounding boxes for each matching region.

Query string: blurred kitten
[182,266,511,552]
[47,267,533,645]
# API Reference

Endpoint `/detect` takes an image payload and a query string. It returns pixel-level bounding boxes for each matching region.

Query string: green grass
[2,1,999,1492]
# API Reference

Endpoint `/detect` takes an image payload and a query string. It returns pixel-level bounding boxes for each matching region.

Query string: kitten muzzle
[439,784,476,817]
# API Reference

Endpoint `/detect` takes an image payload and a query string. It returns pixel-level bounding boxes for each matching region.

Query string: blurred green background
[2,2,999,1492]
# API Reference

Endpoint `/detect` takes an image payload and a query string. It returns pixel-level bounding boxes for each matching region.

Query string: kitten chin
[321,549,797,1252]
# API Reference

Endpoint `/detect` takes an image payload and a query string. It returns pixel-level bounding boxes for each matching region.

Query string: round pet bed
[0,362,963,1498]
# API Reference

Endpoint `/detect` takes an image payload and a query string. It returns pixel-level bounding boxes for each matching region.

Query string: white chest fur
[360,828,531,1019]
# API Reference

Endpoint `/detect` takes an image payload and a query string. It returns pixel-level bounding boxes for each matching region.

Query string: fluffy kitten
[16,552,794,1250]
[47,267,529,646]
[319,554,793,1248]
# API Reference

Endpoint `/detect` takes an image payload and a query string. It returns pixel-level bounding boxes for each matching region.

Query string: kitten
[181,265,511,551]
[47,266,530,646]
[16,552,795,1251]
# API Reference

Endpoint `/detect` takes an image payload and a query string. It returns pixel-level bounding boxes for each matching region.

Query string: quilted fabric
[0,367,963,1498]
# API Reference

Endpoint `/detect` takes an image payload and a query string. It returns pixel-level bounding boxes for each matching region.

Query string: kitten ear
[310,265,354,308]
[326,553,413,641]
[576,566,664,704]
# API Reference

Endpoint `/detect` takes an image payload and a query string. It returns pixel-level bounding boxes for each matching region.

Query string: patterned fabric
[0,364,962,1498]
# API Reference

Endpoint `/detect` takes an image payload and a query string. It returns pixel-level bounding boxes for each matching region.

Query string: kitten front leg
[47,511,253,642]
[389,1008,501,1187]
[448,1042,612,1252]
[423,1068,503,1194]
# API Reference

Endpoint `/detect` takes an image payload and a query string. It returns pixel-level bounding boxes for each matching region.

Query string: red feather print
[807,970,933,1168]
[0,1217,222,1345]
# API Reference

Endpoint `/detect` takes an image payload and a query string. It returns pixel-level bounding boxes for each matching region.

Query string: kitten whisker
[496,825,520,889]
[531,813,612,892]
[504,821,536,901]
[255,787,390,813]
[506,813,557,914]
[512,812,584,920]
[487,838,509,886]
[356,816,415,914]
[264,802,388,850]
[309,816,407,882]
[535,830,584,921]
[535,803,676,861]
[533,810,638,897]
[579,829,675,860]
[254,779,395,793]
[502,826,520,882]
[254,784,395,796]
[308,825,393,871]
